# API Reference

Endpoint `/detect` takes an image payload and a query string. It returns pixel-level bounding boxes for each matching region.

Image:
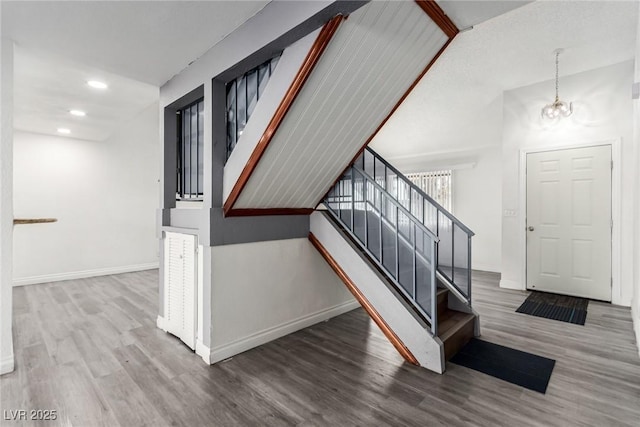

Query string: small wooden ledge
[13,218,58,225]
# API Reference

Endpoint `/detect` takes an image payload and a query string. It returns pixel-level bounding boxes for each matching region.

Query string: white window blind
[406,170,453,212]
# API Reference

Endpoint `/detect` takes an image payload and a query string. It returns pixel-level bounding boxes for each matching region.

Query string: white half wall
[310,212,445,373]
[208,237,357,363]
[1,38,15,375]
[12,102,160,285]
[502,61,635,306]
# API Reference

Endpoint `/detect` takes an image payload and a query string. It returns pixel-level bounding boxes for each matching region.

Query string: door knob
[528,226,535,231]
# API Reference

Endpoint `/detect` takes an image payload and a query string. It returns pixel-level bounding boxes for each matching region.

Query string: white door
[164,232,198,349]
[526,145,611,301]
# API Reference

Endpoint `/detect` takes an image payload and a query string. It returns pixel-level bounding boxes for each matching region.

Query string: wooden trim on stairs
[322,37,457,205]
[316,4,460,208]
[309,232,420,366]
[224,15,345,217]
[225,208,314,217]
[415,0,459,38]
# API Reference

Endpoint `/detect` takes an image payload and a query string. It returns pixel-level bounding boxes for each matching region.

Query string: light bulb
[87,80,108,90]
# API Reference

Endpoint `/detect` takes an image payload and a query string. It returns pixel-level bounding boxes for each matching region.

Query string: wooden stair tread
[438,310,475,342]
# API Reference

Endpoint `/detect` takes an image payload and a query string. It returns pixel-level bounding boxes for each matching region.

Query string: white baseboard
[0,353,14,375]
[156,315,167,332]
[209,299,360,364]
[196,339,211,364]
[13,262,159,286]
[500,278,524,290]
[633,305,640,357]
[471,264,501,274]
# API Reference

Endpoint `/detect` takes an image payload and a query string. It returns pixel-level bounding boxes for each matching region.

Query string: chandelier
[541,49,572,120]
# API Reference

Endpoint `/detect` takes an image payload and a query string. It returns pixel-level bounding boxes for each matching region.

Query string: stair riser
[443,318,475,361]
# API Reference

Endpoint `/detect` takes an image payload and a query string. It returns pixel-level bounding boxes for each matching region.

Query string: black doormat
[516,291,588,325]
[450,338,555,393]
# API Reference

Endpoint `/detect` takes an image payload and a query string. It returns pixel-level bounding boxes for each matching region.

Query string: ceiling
[6,1,632,146]
[2,0,270,141]
[438,0,533,29]
[13,49,159,142]
[371,0,639,162]
[2,1,270,86]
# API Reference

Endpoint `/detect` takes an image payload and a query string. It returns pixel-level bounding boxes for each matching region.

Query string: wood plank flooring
[1,270,639,426]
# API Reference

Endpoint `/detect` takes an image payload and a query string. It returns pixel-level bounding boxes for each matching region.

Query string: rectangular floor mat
[516,291,588,325]
[450,338,556,394]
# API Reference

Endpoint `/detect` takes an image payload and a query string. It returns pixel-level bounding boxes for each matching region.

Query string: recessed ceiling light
[87,80,108,90]
[69,110,86,117]
[57,128,71,134]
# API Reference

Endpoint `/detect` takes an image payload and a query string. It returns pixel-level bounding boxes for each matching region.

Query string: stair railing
[354,147,474,307]
[324,166,440,336]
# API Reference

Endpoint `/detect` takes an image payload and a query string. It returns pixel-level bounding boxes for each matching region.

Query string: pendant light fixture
[541,48,572,120]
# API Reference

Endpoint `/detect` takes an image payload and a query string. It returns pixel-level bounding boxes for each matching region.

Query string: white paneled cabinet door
[526,145,612,301]
[164,232,197,349]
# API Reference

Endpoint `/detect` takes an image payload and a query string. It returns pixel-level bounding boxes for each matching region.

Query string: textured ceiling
[437,0,533,29]
[2,1,270,86]
[14,48,159,142]
[371,0,639,161]
[3,1,270,141]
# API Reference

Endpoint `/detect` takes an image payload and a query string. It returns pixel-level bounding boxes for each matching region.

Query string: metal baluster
[364,173,368,248]
[379,189,383,263]
[350,168,355,232]
[395,205,399,280]
[412,223,417,301]
[468,235,472,305]
[436,211,439,274]
[431,239,437,336]
[451,223,455,283]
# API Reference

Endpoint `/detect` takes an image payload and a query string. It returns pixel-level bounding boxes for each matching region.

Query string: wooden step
[436,287,449,318]
[438,309,475,360]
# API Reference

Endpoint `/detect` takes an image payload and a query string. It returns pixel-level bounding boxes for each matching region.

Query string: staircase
[310,147,479,373]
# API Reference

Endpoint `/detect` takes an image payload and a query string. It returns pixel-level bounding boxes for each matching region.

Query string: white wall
[501,61,635,306]
[0,38,15,375]
[453,147,502,272]
[632,6,640,354]
[383,148,503,273]
[207,238,357,363]
[371,80,504,275]
[12,101,160,285]
[310,212,445,372]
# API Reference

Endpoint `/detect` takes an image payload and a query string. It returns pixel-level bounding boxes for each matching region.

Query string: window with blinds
[406,170,453,212]
[226,53,281,161]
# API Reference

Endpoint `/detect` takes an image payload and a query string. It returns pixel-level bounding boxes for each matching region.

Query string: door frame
[518,138,621,303]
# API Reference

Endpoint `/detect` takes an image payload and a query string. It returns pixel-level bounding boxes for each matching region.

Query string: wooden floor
[1,270,639,426]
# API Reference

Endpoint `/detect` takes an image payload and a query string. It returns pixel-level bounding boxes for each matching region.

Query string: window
[176,99,204,200]
[406,170,453,212]
[226,53,281,160]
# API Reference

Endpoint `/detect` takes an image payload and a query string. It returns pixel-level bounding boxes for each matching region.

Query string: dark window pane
[197,101,204,195]
[226,81,237,157]
[176,98,204,200]
[246,70,258,119]
[257,63,270,98]
[270,55,280,73]
[236,75,246,140]
[225,52,282,161]
[183,106,191,196]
